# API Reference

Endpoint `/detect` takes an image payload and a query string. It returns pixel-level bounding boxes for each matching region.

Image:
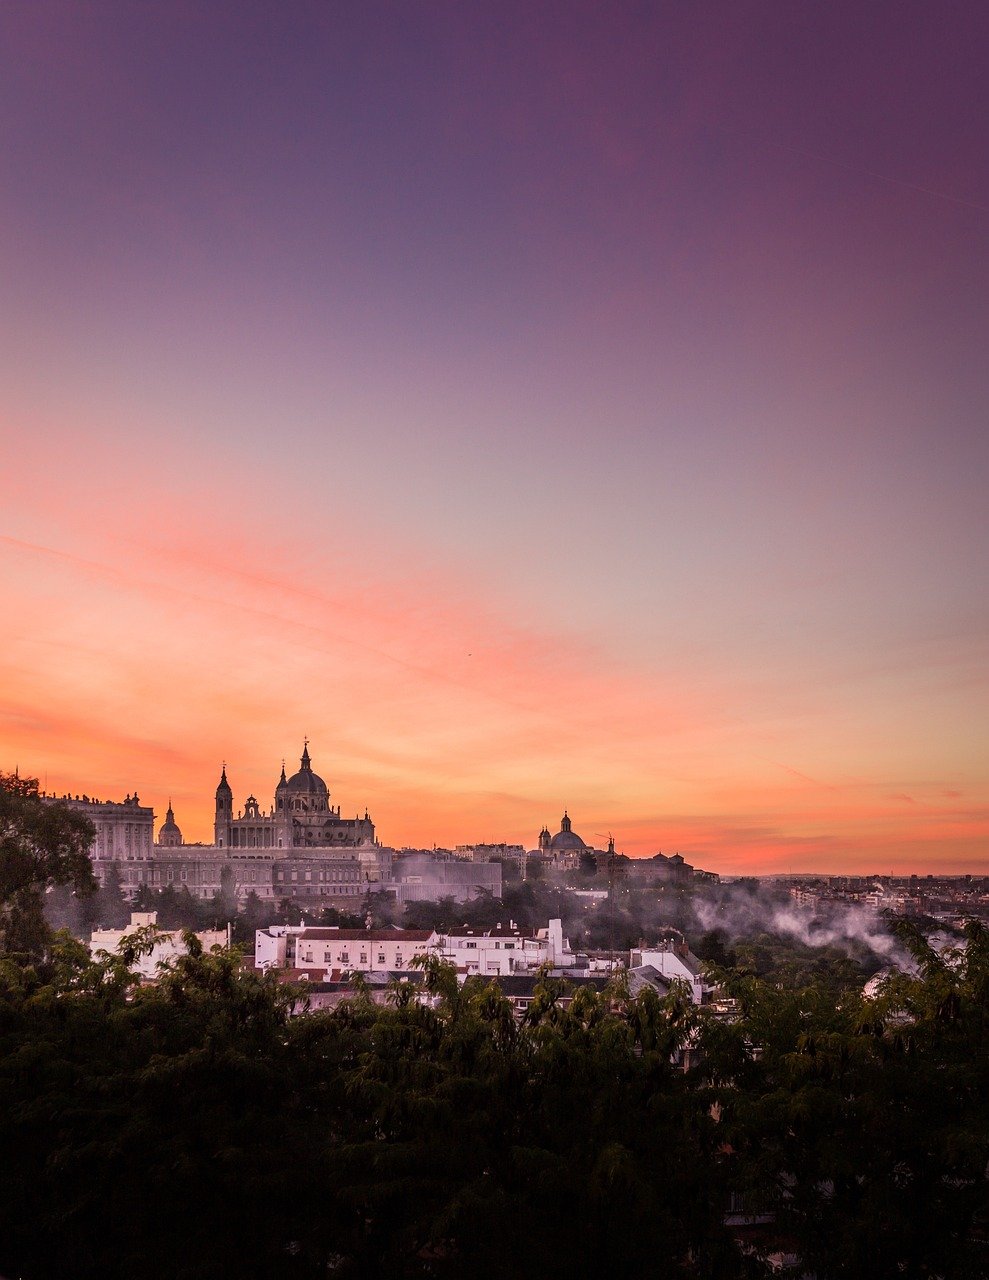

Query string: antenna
[595,832,617,972]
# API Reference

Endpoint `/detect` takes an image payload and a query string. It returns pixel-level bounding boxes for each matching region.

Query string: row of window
[301,952,412,967]
[274,868,361,882]
[113,867,219,886]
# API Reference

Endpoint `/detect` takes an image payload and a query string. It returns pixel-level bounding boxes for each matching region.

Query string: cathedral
[538,810,589,862]
[214,744,375,850]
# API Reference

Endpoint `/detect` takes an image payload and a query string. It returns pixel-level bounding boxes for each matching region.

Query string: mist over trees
[45,849,932,993]
[6,774,987,1275]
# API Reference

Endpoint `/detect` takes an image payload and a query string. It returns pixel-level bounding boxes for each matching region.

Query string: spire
[280,760,287,783]
[166,798,174,821]
[216,762,231,795]
[300,740,311,770]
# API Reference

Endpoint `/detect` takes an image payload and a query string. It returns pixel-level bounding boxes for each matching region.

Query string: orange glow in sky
[2,413,986,874]
[1,7,987,874]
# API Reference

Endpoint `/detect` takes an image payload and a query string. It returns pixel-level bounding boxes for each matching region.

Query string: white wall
[90,913,227,980]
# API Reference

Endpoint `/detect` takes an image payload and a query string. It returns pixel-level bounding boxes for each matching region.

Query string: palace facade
[54,744,499,909]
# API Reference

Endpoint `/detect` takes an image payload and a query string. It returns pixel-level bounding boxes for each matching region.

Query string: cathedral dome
[549,810,587,852]
[158,801,183,848]
[284,743,329,800]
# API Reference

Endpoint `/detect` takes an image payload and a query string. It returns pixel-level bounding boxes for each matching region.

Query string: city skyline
[2,4,987,874]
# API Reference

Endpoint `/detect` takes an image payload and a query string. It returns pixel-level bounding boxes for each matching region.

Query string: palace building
[49,744,502,909]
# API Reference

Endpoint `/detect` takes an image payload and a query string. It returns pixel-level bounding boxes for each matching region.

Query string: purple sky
[1,3,987,870]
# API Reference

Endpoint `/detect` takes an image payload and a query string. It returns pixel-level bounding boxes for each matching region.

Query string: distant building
[454,842,526,868]
[49,744,393,907]
[624,852,696,884]
[391,852,502,902]
[47,749,663,912]
[537,810,590,869]
[53,791,154,866]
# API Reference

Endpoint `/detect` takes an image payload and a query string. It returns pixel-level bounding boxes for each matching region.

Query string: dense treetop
[2,773,987,1277]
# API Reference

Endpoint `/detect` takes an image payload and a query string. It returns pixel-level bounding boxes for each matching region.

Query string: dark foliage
[0,922,986,1278]
[5,777,986,1275]
[0,771,95,960]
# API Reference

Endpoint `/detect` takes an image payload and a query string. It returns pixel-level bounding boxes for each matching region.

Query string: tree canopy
[0,770,95,960]
[0,917,986,1277]
[2,774,986,1276]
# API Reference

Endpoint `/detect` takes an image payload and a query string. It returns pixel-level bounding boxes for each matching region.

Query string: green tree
[713,926,989,1278]
[96,861,132,930]
[0,771,96,960]
[205,864,238,924]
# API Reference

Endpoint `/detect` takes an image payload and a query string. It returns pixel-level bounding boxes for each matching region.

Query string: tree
[231,890,271,945]
[205,865,239,924]
[95,861,131,930]
[711,926,989,1278]
[0,771,96,960]
[132,882,158,912]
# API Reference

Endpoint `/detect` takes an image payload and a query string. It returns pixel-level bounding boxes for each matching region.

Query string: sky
[1,2,987,874]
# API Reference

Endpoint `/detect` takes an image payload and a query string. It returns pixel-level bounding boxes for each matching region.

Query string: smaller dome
[158,802,183,848]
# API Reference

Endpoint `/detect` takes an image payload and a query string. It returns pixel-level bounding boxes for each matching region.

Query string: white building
[280,927,440,976]
[440,923,541,976]
[256,918,576,980]
[254,924,307,970]
[90,912,227,980]
[437,918,574,977]
[629,940,709,1004]
[49,791,154,869]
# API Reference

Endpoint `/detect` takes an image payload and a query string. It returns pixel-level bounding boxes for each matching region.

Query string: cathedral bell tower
[214,764,232,847]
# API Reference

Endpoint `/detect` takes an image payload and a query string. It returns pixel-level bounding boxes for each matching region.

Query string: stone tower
[214,765,233,847]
